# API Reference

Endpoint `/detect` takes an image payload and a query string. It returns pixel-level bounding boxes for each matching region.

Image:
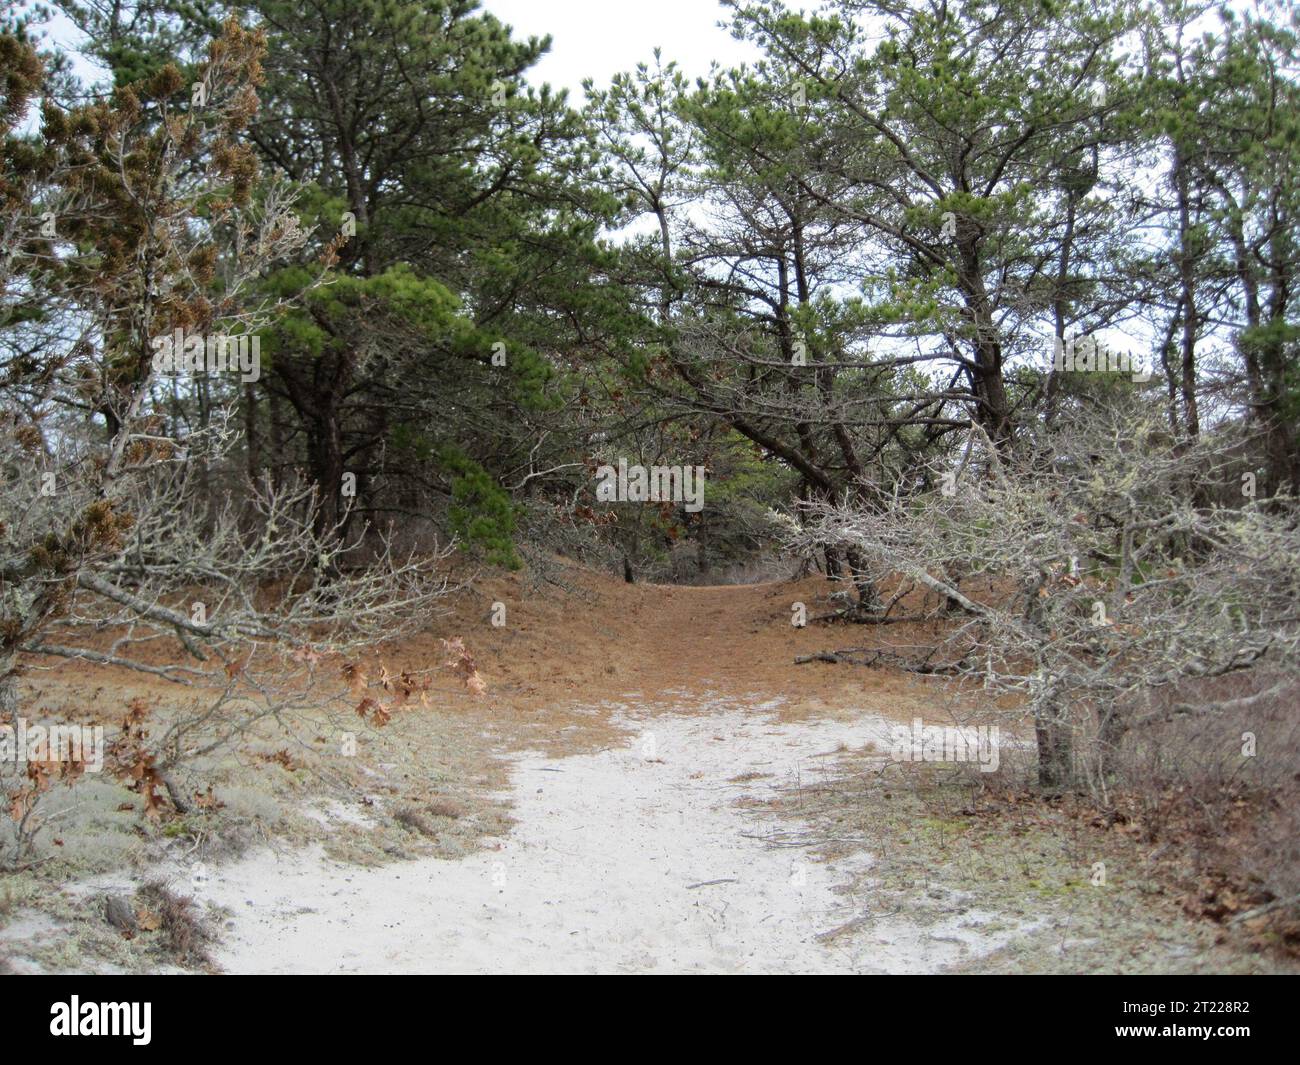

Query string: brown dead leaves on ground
[344,635,486,727]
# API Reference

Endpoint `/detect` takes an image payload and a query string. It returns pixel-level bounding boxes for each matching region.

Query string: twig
[1228,892,1300,926]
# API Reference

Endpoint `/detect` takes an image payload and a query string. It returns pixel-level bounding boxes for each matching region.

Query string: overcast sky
[483,0,761,101]
[18,0,763,122]
[29,0,1257,103]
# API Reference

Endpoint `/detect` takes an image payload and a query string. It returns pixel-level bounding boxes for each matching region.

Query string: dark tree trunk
[244,382,259,482]
[1035,702,1074,792]
[823,544,843,580]
[843,547,882,612]
[1174,148,1202,438]
[1096,705,1128,781]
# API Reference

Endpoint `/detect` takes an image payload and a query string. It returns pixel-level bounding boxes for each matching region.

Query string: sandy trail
[205,699,1006,974]
[15,573,1283,974]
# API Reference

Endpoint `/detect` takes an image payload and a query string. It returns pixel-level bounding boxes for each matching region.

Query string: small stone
[104,895,137,936]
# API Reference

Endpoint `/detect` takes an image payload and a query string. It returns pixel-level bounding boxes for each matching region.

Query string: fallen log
[794,645,973,675]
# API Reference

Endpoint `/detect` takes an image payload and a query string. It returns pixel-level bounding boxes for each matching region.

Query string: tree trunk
[957,247,1013,449]
[843,547,882,612]
[824,544,843,580]
[268,389,286,487]
[1035,702,1074,791]
[1173,147,1201,437]
[244,382,260,482]
[308,406,345,541]
[1096,704,1128,780]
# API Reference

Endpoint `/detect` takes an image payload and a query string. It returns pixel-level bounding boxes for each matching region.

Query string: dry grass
[1104,671,1300,952]
[6,554,1290,971]
[135,880,217,970]
[5,559,948,969]
[392,807,436,837]
[758,746,1298,973]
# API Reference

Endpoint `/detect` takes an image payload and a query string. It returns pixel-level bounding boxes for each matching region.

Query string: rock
[104,894,138,936]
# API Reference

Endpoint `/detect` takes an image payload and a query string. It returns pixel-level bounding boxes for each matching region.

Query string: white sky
[23,1,760,97]
[483,0,761,102]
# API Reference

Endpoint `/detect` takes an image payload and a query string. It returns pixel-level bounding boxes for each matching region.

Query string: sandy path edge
[204,700,1016,974]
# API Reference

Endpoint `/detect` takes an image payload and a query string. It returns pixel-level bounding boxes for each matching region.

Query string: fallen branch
[809,610,936,626]
[1227,891,1300,926]
[794,647,969,675]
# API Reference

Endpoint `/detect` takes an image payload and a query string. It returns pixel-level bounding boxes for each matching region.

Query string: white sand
[203,702,1014,973]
